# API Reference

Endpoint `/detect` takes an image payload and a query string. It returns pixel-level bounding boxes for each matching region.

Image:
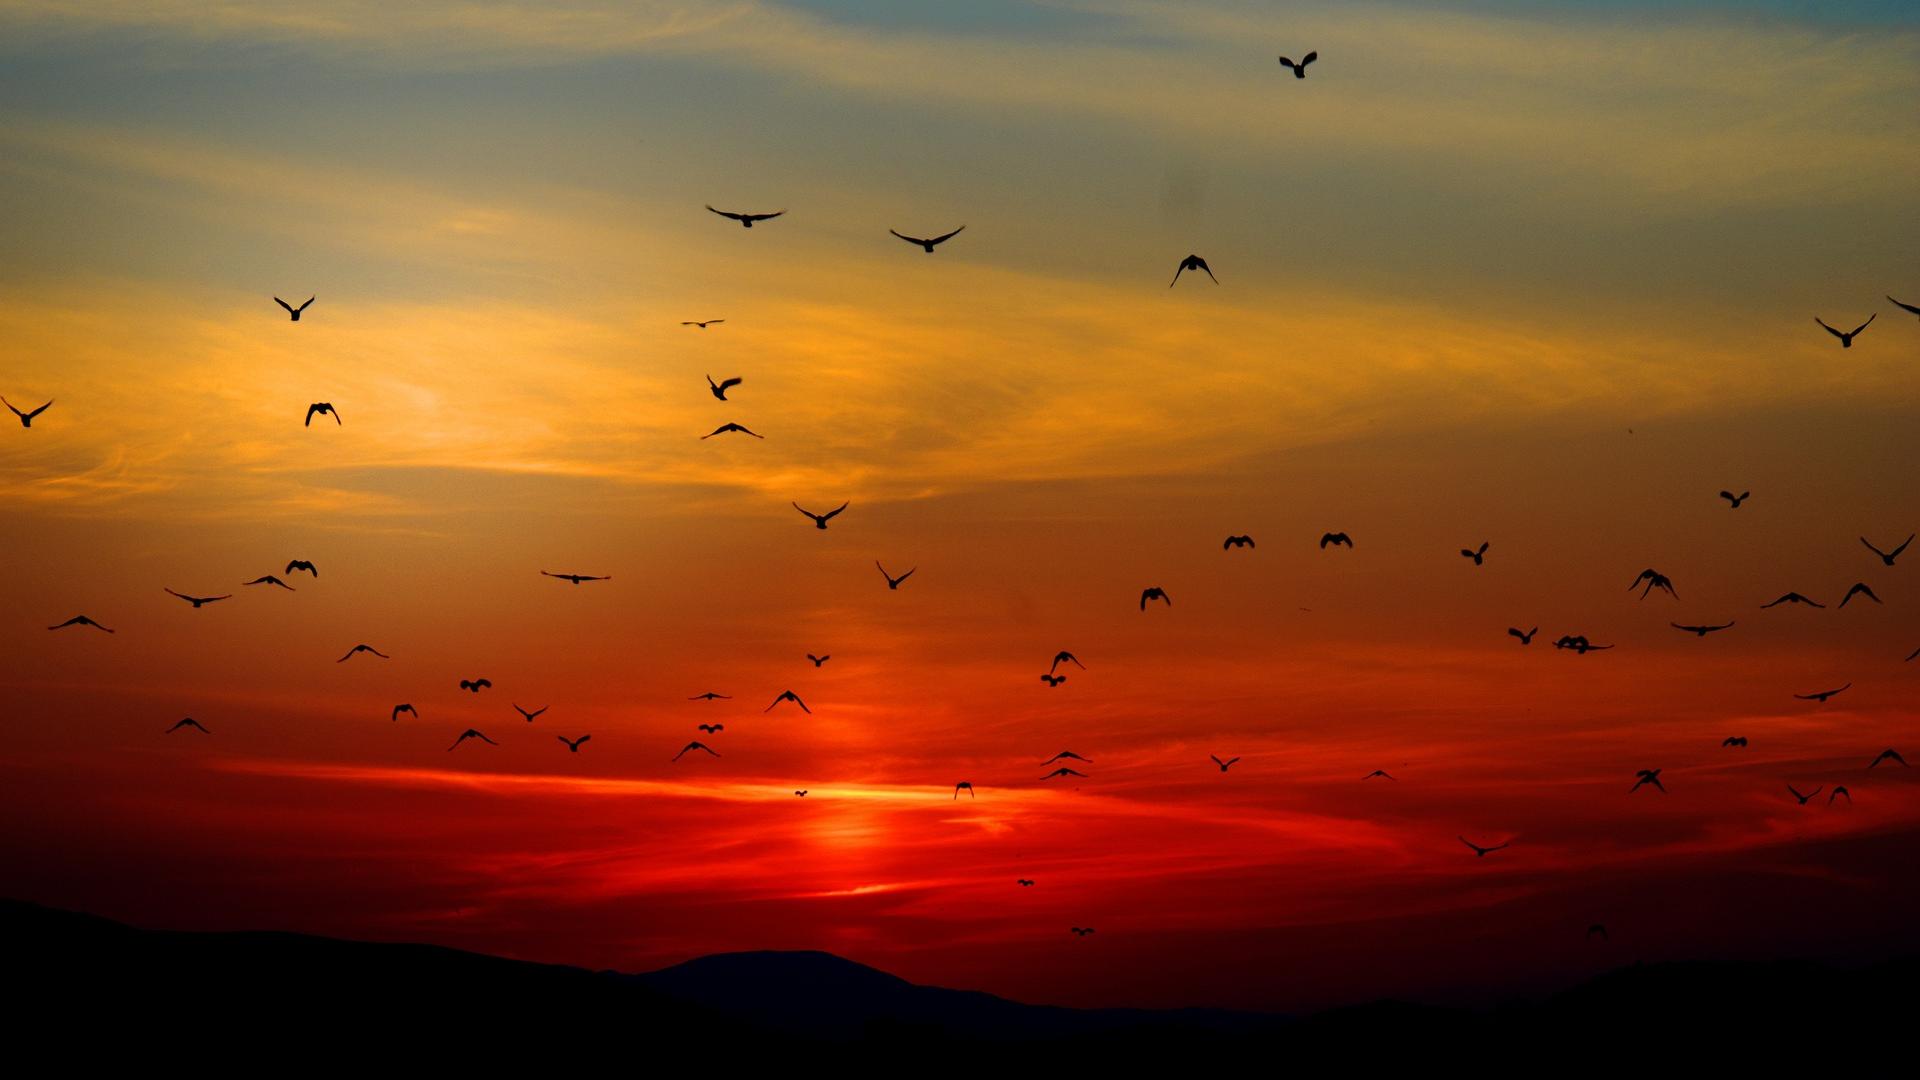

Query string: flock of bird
[14,48,1920,944]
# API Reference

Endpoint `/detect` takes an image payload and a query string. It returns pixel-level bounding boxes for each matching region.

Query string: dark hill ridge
[4,899,1911,1064]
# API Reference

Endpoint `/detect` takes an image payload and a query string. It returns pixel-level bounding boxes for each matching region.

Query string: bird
[166,718,210,735]
[706,205,784,228]
[1815,314,1874,347]
[794,790,808,797]
[163,588,231,609]
[683,319,726,329]
[244,575,295,590]
[542,571,610,584]
[1222,534,1256,551]
[1017,879,1035,887]
[1040,674,1066,687]
[336,644,389,662]
[1139,587,1171,610]
[459,678,492,693]
[1458,836,1509,857]
[448,729,498,751]
[1787,784,1821,805]
[1671,621,1734,636]
[1169,254,1217,287]
[1319,532,1353,549]
[1861,535,1912,566]
[1050,651,1085,673]
[303,402,340,427]
[1508,626,1538,645]
[1211,754,1239,772]
[1869,748,1908,768]
[1830,785,1852,804]
[48,616,112,633]
[793,501,848,529]
[1908,646,1919,661]
[698,723,724,734]
[274,296,314,321]
[1719,490,1750,508]
[513,704,547,722]
[673,741,720,761]
[1041,767,1088,780]
[3,396,52,428]
[1277,50,1317,78]
[954,781,975,799]
[807,653,830,667]
[1460,542,1489,566]
[689,692,731,701]
[876,562,916,590]
[1552,635,1612,653]
[1629,569,1678,599]
[391,704,417,722]
[1722,736,1748,748]
[1888,295,1920,318]
[1363,770,1396,781]
[1070,927,1095,937]
[706,375,742,400]
[1839,583,1881,608]
[286,560,318,577]
[1761,592,1824,609]
[765,690,810,714]
[1794,684,1850,703]
[1630,769,1666,794]
[889,225,965,252]
[558,735,591,753]
[702,422,763,440]
[1042,751,1092,765]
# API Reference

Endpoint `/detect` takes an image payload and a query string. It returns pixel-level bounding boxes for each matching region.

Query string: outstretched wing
[706,205,743,221]
[1815,317,1842,338]
[718,377,743,391]
[930,225,966,245]
[275,297,294,313]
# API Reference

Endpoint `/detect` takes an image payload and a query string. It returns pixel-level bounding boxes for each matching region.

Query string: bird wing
[718,377,743,391]
[275,297,293,313]
[748,211,785,221]
[1889,295,1920,315]
[1278,56,1295,68]
[1815,317,1843,337]
[1861,537,1888,558]
[931,225,965,244]
[706,205,743,220]
[1850,313,1876,335]
[304,404,318,426]
[823,501,848,519]
[1169,262,1185,288]
[24,399,51,418]
[297,296,314,312]
[889,229,924,245]
[1302,51,1317,64]
[1894,534,1915,558]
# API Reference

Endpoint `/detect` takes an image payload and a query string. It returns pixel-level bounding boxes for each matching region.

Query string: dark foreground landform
[6,899,1911,1066]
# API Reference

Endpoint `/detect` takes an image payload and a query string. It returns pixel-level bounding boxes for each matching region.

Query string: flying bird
[1169,254,1217,287]
[1552,635,1612,653]
[793,501,848,530]
[1211,754,1239,773]
[459,678,492,693]
[698,723,724,734]
[1017,879,1034,887]
[1319,532,1353,549]
[1042,751,1092,765]
[1830,785,1852,804]
[706,206,784,228]
[1508,626,1538,645]
[1363,770,1396,781]
[1223,534,1256,550]
[1787,784,1821,806]
[1041,767,1088,780]
[794,790,808,797]
[1860,535,1911,566]
[1629,569,1678,599]
[558,735,591,753]
[706,375,742,400]
[1722,736,1748,748]
[1041,674,1066,687]
[1458,836,1509,857]
[876,562,916,590]
[274,296,314,321]
[244,575,295,590]
[689,692,731,700]
[1839,583,1881,608]
[166,718,210,735]
[1630,768,1666,794]
[673,741,720,761]
[286,560,318,577]
[48,616,112,633]
[1761,592,1824,609]
[1869,748,1908,768]
[1460,542,1489,566]
[513,704,547,722]
[807,653,830,667]
[447,729,498,751]
[1070,927,1095,937]
[1139,587,1171,610]
[1719,490,1749,508]
[1815,314,1874,347]
[304,402,340,426]
[164,588,231,609]
[542,571,610,584]
[1277,50,1317,77]
[766,690,811,714]
[889,225,965,252]
[702,422,763,440]
[1671,621,1734,637]
[391,704,417,722]
[336,643,389,662]
[1794,684,1850,703]
[683,320,725,329]
[3,396,52,428]
[954,781,975,799]
[1050,651,1085,673]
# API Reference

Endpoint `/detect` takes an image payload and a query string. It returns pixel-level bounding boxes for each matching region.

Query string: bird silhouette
[448,729,497,751]
[794,790,808,797]
[166,717,210,735]
[706,374,742,400]
[1277,50,1317,77]
[558,735,590,752]
[1017,879,1035,887]
[766,690,811,714]
[1070,927,1095,936]
[1869,748,1908,768]
[1211,754,1239,772]
[1042,751,1092,765]
[542,571,610,584]
[1040,674,1066,686]
[164,588,231,608]
[1458,836,1509,857]
[1461,542,1489,566]
[1839,583,1881,608]
[513,704,547,722]
[673,741,720,761]
[1041,767,1087,780]
[274,296,314,321]
[890,225,965,252]
[391,704,417,722]
[244,574,295,590]
[48,616,112,633]
[1363,769,1396,781]
[1794,683,1850,703]
[1815,314,1874,347]
[336,644,389,662]
[698,723,724,734]
[1139,587,1171,610]
[1508,626,1538,645]
[876,562,916,590]
[689,692,731,700]
[1319,532,1353,549]
[286,560,318,577]
[807,653,830,667]
[3,396,52,428]
[1671,621,1734,636]
[1719,490,1749,508]
[684,319,726,329]
[1787,784,1821,805]
[954,781,974,799]
[702,422,763,440]
[1722,736,1748,748]
[459,678,492,693]
[1169,254,1217,287]
[304,402,340,426]
[1830,785,1851,804]
[1860,535,1912,566]
[706,206,784,228]
[1630,768,1666,793]
[1629,569,1678,599]
[1888,295,1920,318]
[793,501,848,529]
[1587,924,1609,942]
[1761,592,1823,609]
[1552,635,1613,653]
[1049,651,1085,673]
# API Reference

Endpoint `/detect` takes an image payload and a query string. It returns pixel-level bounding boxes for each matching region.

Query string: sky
[2,0,1918,1013]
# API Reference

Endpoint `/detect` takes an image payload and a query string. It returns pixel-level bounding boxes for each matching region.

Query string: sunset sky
[3,0,1918,1012]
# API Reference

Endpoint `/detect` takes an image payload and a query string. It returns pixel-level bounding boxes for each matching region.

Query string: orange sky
[2,0,1919,1011]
